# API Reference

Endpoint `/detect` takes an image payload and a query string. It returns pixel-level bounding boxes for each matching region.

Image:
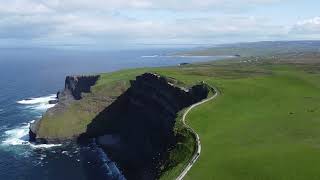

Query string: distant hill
[179,40,320,57]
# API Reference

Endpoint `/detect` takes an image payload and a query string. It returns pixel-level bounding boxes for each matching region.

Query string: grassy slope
[160,63,320,180]
[150,61,320,180]
[38,69,148,138]
[159,109,197,180]
[38,56,320,180]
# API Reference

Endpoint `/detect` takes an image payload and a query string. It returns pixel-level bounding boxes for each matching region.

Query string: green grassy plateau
[40,54,320,179]
[159,60,320,180]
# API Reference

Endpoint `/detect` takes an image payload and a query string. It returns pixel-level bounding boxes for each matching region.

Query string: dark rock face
[28,127,37,142]
[29,119,48,144]
[29,72,211,179]
[53,75,100,105]
[48,100,58,104]
[83,73,211,180]
[65,75,100,100]
[54,75,100,105]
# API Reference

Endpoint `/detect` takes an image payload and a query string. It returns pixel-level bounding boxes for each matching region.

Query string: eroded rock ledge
[29,75,100,143]
[64,75,100,100]
[29,72,211,180]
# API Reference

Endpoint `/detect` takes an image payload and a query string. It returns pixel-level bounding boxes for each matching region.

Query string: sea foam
[1,120,61,149]
[1,94,60,148]
[141,55,159,58]
[17,94,57,111]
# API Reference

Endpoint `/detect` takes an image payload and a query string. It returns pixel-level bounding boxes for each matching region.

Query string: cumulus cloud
[39,0,282,11]
[291,17,320,34]
[0,0,312,47]
[0,0,52,15]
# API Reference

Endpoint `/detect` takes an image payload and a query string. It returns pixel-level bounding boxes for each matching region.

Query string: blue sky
[0,0,319,49]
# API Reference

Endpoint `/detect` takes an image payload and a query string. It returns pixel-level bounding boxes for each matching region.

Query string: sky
[0,0,319,49]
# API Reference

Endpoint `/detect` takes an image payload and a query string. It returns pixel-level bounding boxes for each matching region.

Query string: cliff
[64,75,100,100]
[29,72,212,179]
[80,73,210,179]
[29,75,100,142]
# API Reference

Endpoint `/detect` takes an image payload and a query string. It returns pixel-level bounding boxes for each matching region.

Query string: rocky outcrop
[29,75,100,143]
[81,73,211,180]
[29,72,212,179]
[64,75,100,100]
[48,100,58,104]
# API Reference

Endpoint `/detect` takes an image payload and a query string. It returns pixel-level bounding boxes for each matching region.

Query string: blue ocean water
[0,48,223,180]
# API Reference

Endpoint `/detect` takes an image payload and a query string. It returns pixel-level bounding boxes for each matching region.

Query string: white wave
[30,143,62,149]
[1,121,61,149]
[1,94,61,149]
[28,103,56,111]
[17,94,56,105]
[141,55,159,58]
[2,123,30,146]
[164,55,216,58]
[17,94,57,112]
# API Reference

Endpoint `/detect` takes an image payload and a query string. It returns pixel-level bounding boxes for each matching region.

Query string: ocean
[0,48,224,180]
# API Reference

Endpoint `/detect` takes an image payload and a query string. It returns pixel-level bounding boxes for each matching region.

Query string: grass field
[154,61,320,180]
[37,55,320,179]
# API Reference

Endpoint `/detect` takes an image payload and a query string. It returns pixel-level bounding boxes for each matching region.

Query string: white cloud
[38,0,282,11]
[43,14,287,44]
[291,17,320,34]
[0,0,309,47]
[0,0,52,14]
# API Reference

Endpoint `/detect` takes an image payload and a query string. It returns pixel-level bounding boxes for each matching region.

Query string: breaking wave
[1,94,60,148]
[1,120,61,149]
[17,94,57,111]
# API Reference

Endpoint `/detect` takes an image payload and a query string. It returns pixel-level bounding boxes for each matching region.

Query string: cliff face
[64,75,100,100]
[29,73,211,179]
[29,75,100,142]
[82,73,210,180]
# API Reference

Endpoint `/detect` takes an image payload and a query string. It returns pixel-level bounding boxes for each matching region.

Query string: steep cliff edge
[80,73,211,179]
[64,75,100,100]
[29,75,100,142]
[29,72,212,179]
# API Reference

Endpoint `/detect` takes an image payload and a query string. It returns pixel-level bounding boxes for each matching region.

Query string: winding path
[176,86,219,180]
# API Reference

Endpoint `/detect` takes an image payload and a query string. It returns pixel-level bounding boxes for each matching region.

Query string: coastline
[0,50,231,180]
